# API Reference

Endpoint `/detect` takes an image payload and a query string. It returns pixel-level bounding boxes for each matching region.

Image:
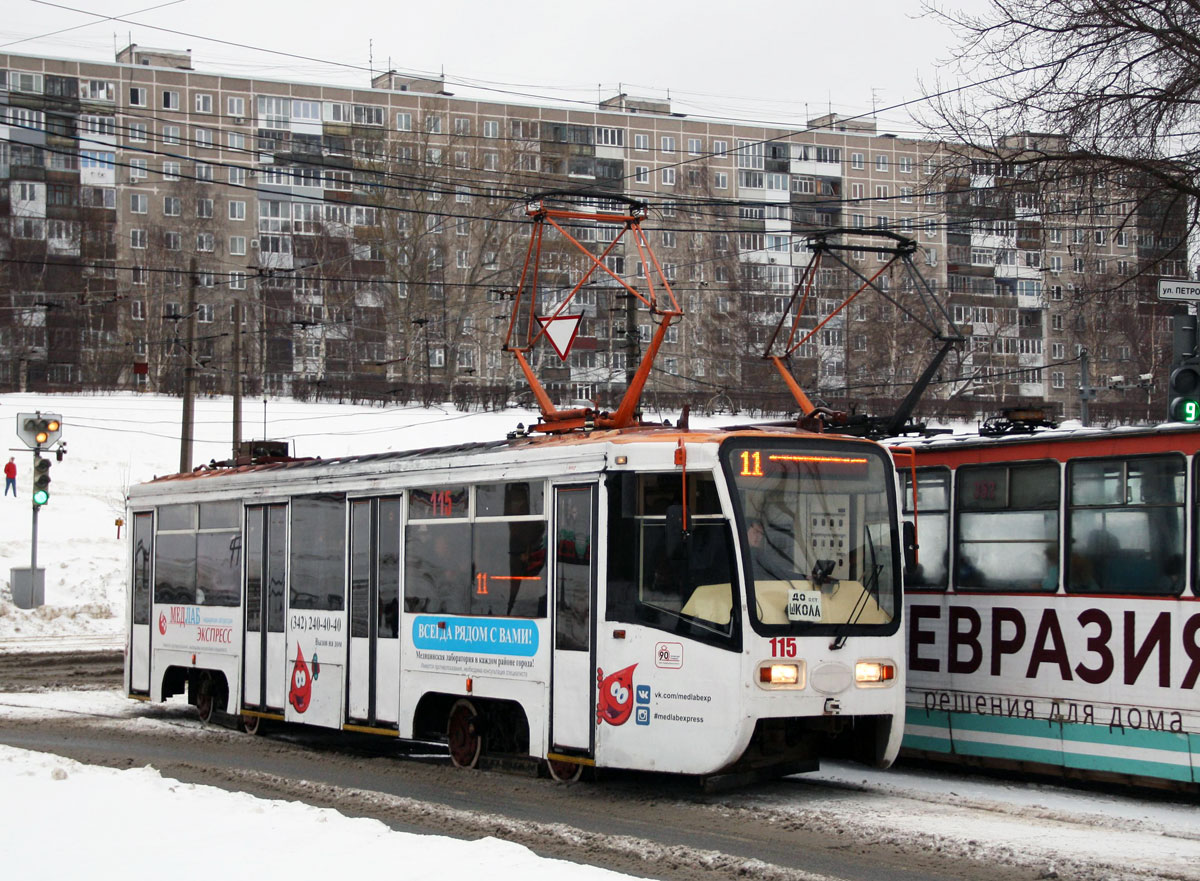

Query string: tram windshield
[721,438,900,634]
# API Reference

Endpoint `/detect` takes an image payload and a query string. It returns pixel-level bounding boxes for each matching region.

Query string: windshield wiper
[830,524,883,651]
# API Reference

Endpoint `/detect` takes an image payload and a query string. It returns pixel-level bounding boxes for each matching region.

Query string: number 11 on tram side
[124,426,907,784]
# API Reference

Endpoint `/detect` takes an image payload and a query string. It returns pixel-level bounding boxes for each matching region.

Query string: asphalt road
[0,651,1047,881]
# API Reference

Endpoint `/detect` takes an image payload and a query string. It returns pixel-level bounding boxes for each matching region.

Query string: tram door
[243,504,288,713]
[348,497,402,727]
[129,512,153,695]
[550,484,597,752]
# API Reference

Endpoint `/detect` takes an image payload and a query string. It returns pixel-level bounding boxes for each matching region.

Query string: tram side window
[247,504,286,631]
[1068,455,1184,596]
[351,497,403,638]
[267,506,287,632]
[902,467,949,589]
[956,462,1058,592]
[132,512,152,625]
[378,499,401,637]
[605,472,737,642]
[153,502,240,606]
[404,482,546,617]
[246,507,264,632]
[290,494,346,611]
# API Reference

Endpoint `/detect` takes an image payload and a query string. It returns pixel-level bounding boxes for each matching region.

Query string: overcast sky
[2,0,982,135]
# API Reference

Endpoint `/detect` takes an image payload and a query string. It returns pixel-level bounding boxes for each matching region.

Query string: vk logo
[636,684,651,705]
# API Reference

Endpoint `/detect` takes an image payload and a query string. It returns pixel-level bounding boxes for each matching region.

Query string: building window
[165,231,181,251]
[661,136,676,153]
[851,152,864,169]
[875,155,889,172]
[634,133,649,151]
[634,166,649,184]
[898,156,913,173]
[687,137,702,155]
[130,229,147,249]
[162,125,180,145]
[196,199,214,219]
[129,159,147,179]
[197,232,215,252]
[483,120,499,138]
[354,105,384,126]
[162,90,180,110]
[129,123,147,143]
[228,96,246,117]
[163,196,181,216]
[230,236,247,256]
[195,93,213,113]
[424,114,442,133]
[130,193,148,214]
[713,172,728,189]
[661,167,675,185]
[129,87,148,107]
[229,200,246,221]
[396,112,412,131]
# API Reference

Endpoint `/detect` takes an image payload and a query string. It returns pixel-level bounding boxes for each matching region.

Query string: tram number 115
[769,637,797,657]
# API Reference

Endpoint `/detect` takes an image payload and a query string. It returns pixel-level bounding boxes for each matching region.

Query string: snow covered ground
[0,392,1197,881]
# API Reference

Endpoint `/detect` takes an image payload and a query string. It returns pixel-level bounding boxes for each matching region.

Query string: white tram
[125,425,907,782]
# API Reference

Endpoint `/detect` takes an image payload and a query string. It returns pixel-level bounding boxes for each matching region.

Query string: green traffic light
[32,488,49,505]
[1184,400,1200,423]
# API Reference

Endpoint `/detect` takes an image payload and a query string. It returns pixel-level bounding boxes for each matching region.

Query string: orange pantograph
[504,194,682,434]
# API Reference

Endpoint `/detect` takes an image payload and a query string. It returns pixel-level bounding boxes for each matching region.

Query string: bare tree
[924,1,1198,240]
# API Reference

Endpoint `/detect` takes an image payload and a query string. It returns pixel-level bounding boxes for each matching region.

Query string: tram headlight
[757,662,803,688]
[854,660,897,686]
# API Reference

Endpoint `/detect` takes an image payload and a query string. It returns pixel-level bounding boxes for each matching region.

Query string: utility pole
[413,317,429,404]
[180,257,198,473]
[232,299,242,457]
[1079,348,1097,427]
[625,292,639,387]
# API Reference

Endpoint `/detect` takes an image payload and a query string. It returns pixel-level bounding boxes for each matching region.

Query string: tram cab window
[605,472,738,646]
[153,502,241,606]
[956,463,1059,592]
[902,467,950,589]
[724,440,900,632]
[1068,455,1184,596]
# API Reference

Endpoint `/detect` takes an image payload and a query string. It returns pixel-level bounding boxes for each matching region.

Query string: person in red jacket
[4,457,15,497]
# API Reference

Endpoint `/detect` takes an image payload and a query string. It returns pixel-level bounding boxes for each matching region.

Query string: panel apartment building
[0,46,1187,422]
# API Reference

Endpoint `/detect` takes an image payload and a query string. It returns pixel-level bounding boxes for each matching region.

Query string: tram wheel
[241,713,265,736]
[194,674,217,725]
[447,699,483,769]
[546,756,584,784]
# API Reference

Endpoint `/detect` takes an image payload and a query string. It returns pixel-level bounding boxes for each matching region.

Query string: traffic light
[32,455,51,505]
[15,412,63,449]
[1169,361,1200,422]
